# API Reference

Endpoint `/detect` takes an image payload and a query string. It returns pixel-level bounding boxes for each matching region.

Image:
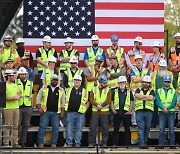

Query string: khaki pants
[3,108,19,145]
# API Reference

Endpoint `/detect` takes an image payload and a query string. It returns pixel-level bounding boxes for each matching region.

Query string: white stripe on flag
[95,10,164,17]
[24,38,164,47]
[95,0,164,3]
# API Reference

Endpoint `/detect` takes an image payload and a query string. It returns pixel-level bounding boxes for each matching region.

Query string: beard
[158,70,167,78]
[93,43,98,47]
[176,41,180,46]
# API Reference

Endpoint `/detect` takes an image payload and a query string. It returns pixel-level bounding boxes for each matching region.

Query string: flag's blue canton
[23,0,95,38]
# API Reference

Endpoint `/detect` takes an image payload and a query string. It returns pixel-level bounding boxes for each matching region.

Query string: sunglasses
[164,81,171,83]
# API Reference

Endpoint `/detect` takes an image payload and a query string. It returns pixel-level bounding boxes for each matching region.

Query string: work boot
[51,144,57,148]
[13,144,21,148]
[38,144,44,148]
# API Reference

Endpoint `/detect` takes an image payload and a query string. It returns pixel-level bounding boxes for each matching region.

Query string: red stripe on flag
[26,46,164,53]
[95,2,164,10]
[96,32,164,39]
[95,17,164,24]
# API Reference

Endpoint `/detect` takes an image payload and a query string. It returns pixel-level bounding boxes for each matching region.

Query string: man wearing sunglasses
[156,75,177,149]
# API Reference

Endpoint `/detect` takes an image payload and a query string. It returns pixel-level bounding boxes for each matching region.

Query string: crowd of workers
[0,32,180,149]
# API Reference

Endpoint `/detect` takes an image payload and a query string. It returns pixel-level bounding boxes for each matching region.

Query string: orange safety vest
[149,53,165,72]
[127,49,146,74]
[16,49,31,67]
[170,47,180,71]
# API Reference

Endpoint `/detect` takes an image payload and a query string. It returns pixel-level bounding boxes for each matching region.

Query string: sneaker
[74,144,80,148]
[38,144,44,148]
[13,144,21,148]
[20,144,26,148]
[51,144,57,148]
[66,144,73,148]
[88,144,95,148]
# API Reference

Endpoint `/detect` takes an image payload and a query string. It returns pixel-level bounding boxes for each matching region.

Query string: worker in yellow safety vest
[84,35,106,67]
[156,75,177,148]
[59,37,79,73]
[63,56,85,89]
[41,56,61,87]
[104,54,126,89]
[88,75,111,147]
[111,76,134,146]
[130,54,150,126]
[36,74,65,148]
[135,76,155,148]
[0,35,19,68]
[64,75,89,147]
[106,34,124,66]
[125,36,148,74]
[86,55,105,91]
[36,36,58,89]
[16,67,33,147]
[3,69,21,148]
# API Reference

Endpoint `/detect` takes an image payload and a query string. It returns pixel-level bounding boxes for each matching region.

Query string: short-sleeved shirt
[135,88,155,110]
[112,88,134,112]
[36,47,58,58]
[41,69,62,80]
[84,47,106,61]
[17,48,33,60]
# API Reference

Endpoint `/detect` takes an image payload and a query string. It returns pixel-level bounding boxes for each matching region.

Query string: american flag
[23,0,164,67]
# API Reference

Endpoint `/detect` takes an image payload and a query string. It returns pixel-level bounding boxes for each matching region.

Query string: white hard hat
[16,38,25,44]
[51,74,59,80]
[5,69,15,76]
[48,56,56,62]
[159,59,167,67]
[42,35,52,42]
[91,35,99,41]
[64,37,73,43]
[174,32,180,38]
[135,54,142,60]
[152,41,161,47]
[143,76,151,83]
[18,67,28,74]
[69,56,78,63]
[118,76,127,82]
[134,36,143,43]
[73,75,82,81]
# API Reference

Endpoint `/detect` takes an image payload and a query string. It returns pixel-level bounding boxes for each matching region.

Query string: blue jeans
[159,112,175,146]
[37,111,60,145]
[66,112,85,145]
[136,110,153,146]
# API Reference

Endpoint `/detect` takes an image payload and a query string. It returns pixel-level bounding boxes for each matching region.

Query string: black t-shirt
[169,47,180,59]
[68,87,83,112]
[36,47,58,58]
[17,48,33,60]
[135,88,155,110]
[112,88,134,112]
[59,49,79,57]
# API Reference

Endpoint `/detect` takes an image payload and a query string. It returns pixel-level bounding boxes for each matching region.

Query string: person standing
[36,36,58,89]
[135,76,155,148]
[3,69,21,148]
[64,75,89,147]
[89,75,111,147]
[36,74,65,148]
[156,76,177,148]
[111,76,133,146]
[84,35,106,67]
[16,67,33,147]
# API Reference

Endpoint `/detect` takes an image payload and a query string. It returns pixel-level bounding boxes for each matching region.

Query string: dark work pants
[89,114,109,145]
[113,111,131,146]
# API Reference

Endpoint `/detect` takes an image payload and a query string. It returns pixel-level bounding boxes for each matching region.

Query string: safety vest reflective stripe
[64,69,83,88]
[92,86,110,112]
[135,90,154,111]
[59,49,77,71]
[87,47,103,66]
[16,79,33,106]
[37,47,55,71]
[113,89,131,111]
[130,68,148,91]
[157,88,175,112]
[44,69,56,85]
[41,87,64,113]
[107,47,124,62]
[65,88,89,113]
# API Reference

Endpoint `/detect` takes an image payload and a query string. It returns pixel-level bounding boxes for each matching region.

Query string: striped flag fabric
[23,0,164,67]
